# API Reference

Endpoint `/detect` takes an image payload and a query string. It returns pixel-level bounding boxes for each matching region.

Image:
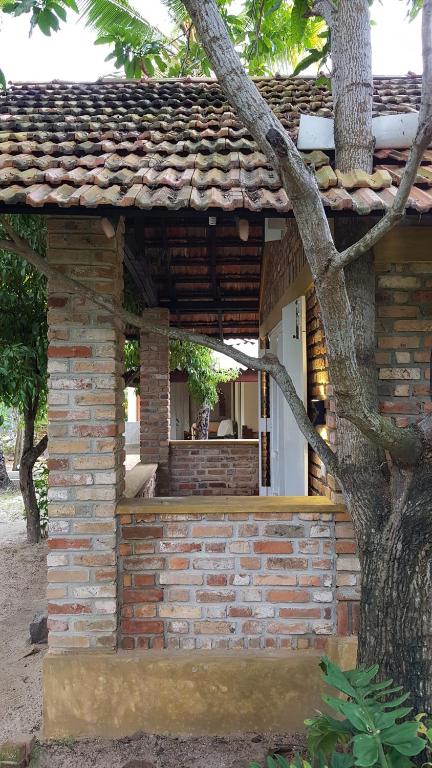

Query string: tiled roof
[0,76,431,214]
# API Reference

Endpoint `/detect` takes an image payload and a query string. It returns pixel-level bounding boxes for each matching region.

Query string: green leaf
[374,708,413,730]
[0,68,6,90]
[320,657,357,698]
[322,695,369,732]
[381,722,426,756]
[353,734,379,767]
[331,754,355,768]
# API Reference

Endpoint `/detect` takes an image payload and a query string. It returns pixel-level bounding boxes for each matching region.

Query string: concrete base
[43,640,357,739]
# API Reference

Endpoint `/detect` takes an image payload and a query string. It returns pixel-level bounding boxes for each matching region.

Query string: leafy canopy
[0,0,424,87]
[125,339,239,409]
[0,216,48,418]
[170,340,239,409]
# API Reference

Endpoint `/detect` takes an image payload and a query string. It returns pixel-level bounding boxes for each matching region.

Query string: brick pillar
[46,216,125,650]
[140,308,170,493]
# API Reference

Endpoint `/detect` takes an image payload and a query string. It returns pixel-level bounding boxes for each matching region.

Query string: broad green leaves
[305,657,428,768]
[1,0,78,36]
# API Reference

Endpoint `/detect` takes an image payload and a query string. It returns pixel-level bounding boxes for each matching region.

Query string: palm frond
[78,0,165,41]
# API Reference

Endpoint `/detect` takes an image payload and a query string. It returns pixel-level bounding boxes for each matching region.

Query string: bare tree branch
[181,0,423,463]
[0,215,338,473]
[333,0,432,271]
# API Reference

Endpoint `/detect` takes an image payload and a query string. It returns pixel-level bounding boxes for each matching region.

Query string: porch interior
[122,209,266,498]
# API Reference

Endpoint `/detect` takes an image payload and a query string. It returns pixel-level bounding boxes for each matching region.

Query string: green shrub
[251,657,431,768]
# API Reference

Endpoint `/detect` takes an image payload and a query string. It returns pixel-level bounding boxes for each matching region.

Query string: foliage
[0,215,47,419]
[307,657,426,768]
[170,340,239,408]
[251,658,431,768]
[0,0,425,83]
[124,338,239,407]
[33,459,48,536]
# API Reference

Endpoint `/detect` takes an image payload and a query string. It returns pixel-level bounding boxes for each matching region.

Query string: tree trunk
[332,0,374,172]
[13,423,23,471]
[355,468,432,713]
[0,444,13,490]
[19,403,47,544]
[195,405,210,440]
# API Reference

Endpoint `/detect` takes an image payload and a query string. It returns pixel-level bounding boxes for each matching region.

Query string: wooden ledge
[169,439,259,447]
[116,495,346,516]
[124,463,158,499]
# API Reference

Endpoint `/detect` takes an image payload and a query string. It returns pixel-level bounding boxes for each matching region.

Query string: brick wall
[140,308,170,493]
[46,216,125,650]
[260,220,307,326]
[306,287,337,499]
[376,263,432,424]
[118,508,336,650]
[169,440,259,496]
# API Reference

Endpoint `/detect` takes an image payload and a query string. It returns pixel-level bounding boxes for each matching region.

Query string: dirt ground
[0,488,302,768]
[33,733,302,768]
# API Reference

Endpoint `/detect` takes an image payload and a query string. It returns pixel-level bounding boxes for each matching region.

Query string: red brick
[123,589,163,604]
[133,575,155,586]
[48,345,92,358]
[207,575,227,586]
[123,526,163,540]
[122,619,163,635]
[48,538,91,550]
[48,602,91,614]
[279,608,321,618]
[168,557,190,570]
[254,542,294,554]
[267,590,310,603]
[229,606,252,617]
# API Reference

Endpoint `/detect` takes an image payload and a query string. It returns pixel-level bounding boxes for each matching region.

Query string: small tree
[170,340,239,439]
[0,216,48,543]
[125,339,239,439]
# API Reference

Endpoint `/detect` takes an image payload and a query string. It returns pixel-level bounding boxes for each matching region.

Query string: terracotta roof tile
[0,76,430,213]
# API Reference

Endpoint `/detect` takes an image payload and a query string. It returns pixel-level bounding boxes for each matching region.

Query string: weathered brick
[254,541,294,554]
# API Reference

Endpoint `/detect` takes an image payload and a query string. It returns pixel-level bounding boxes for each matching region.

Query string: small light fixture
[208,216,217,226]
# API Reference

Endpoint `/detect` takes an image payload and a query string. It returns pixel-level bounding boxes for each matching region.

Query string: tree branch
[180,0,423,464]
[0,216,337,473]
[21,434,48,470]
[333,0,432,271]
[310,0,336,27]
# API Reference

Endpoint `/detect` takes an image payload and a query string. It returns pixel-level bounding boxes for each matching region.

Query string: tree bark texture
[356,465,432,713]
[19,402,47,544]
[194,405,210,440]
[0,445,13,490]
[13,423,23,471]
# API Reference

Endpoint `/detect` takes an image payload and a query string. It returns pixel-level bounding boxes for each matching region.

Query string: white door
[259,298,308,496]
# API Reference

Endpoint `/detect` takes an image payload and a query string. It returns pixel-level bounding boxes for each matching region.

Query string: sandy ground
[33,733,302,768]
[0,489,47,741]
[0,487,302,768]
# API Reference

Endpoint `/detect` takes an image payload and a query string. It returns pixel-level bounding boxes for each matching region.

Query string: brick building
[0,75,431,737]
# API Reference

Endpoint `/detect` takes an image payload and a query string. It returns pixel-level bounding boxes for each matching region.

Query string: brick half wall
[118,505,336,650]
[169,440,259,496]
